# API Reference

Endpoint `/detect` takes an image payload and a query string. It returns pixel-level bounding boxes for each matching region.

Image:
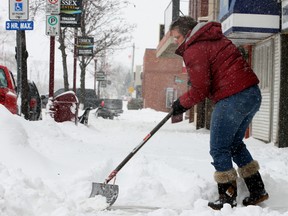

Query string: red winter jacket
[175,22,259,109]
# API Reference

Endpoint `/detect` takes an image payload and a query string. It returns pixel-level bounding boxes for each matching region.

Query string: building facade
[142,49,186,112]
[141,0,288,147]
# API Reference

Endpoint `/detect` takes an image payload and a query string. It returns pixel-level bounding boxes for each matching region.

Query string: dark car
[75,88,98,109]
[95,99,123,120]
[0,65,18,114]
[127,98,143,110]
[28,80,42,121]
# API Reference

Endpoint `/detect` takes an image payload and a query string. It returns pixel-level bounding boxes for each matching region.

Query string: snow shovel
[89,110,174,206]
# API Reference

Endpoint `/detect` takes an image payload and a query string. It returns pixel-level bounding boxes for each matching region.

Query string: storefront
[218,0,288,147]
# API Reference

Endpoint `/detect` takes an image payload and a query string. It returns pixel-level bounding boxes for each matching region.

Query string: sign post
[8,0,30,116]
[46,0,60,98]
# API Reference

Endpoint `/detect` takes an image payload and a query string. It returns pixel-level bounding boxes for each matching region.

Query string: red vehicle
[0,65,18,114]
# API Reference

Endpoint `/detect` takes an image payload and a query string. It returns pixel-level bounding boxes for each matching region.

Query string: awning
[219,0,281,45]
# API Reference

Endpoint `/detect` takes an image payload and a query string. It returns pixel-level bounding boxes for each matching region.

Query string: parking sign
[9,0,29,20]
[46,15,60,36]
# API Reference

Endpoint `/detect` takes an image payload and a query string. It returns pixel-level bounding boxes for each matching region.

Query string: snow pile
[0,104,288,215]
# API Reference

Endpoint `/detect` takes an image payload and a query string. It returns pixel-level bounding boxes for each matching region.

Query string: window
[166,88,177,108]
[0,69,8,88]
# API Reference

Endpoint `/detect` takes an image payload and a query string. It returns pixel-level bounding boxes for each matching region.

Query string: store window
[166,87,177,108]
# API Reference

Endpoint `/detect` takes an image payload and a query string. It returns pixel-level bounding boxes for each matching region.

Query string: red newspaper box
[50,91,79,123]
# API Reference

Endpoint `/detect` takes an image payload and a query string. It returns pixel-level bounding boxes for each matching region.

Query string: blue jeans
[209,85,262,172]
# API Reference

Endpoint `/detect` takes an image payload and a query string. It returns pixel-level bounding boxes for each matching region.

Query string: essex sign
[9,0,29,20]
[60,0,83,27]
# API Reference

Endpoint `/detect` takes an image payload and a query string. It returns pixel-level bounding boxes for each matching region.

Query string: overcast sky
[112,0,174,69]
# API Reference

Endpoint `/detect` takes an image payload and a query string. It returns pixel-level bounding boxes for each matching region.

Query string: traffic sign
[6,21,34,30]
[96,71,106,81]
[46,15,60,36]
[9,0,29,20]
[46,0,60,14]
[128,86,134,94]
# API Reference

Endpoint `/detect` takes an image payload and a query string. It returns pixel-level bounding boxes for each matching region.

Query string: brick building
[142,49,186,112]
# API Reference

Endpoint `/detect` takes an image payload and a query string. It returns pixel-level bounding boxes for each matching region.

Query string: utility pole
[130,43,135,87]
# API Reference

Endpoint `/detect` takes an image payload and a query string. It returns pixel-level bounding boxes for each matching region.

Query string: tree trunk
[79,56,86,105]
[58,28,69,91]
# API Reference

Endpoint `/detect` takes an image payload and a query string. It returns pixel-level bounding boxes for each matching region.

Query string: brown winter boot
[208,168,238,210]
[238,160,269,206]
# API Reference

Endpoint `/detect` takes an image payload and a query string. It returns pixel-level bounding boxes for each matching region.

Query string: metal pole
[131,43,135,87]
[49,36,55,98]
[94,58,97,91]
[97,81,100,98]
[16,30,22,95]
[16,29,22,115]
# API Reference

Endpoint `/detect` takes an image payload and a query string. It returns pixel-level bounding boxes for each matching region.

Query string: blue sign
[6,21,34,30]
[14,3,23,12]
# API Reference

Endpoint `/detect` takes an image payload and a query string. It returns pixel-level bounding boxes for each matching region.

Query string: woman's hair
[169,16,198,36]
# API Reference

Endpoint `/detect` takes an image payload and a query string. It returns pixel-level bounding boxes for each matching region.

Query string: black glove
[172,99,188,116]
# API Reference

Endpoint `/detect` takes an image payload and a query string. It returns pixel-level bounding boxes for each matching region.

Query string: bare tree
[0,15,15,69]
[105,64,130,99]
[58,27,70,91]
[28,0,134,105]
[29,0,45,21]
[76,0,135,105]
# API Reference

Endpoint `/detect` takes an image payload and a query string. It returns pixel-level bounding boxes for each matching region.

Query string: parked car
[27,80,42,121]
[127,98,143,110]
[95,99,123,120]
[75,88,98,109]
[0,65,18,114]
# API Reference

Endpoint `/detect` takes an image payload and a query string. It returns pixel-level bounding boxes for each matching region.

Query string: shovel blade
[89,182,119,206]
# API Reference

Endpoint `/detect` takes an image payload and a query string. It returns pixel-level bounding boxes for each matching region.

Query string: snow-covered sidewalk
[1,105,288,216]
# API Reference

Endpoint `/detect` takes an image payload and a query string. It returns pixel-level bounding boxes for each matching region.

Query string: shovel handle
[105,110,174,184]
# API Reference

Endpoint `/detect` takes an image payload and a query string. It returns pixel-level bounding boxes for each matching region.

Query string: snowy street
[1,104,288,216]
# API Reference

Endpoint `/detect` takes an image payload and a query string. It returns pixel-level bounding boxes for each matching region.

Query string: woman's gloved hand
[172,99,188,116]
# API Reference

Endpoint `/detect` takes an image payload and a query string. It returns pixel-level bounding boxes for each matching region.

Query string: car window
[29,83,39,97]
[103,99,123,109]
[0,69,8,88]
[9,71,16,89]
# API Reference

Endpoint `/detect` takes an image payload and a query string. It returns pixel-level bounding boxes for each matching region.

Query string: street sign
[6,21,34,30]
[101,81,107,87]
[128,86,134,94]
[77,37,94,56]
[46,15,60,36]
[46,0,60,14]
[60,0,82,27]
[9,0,29,20]
[96,71,106,81]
